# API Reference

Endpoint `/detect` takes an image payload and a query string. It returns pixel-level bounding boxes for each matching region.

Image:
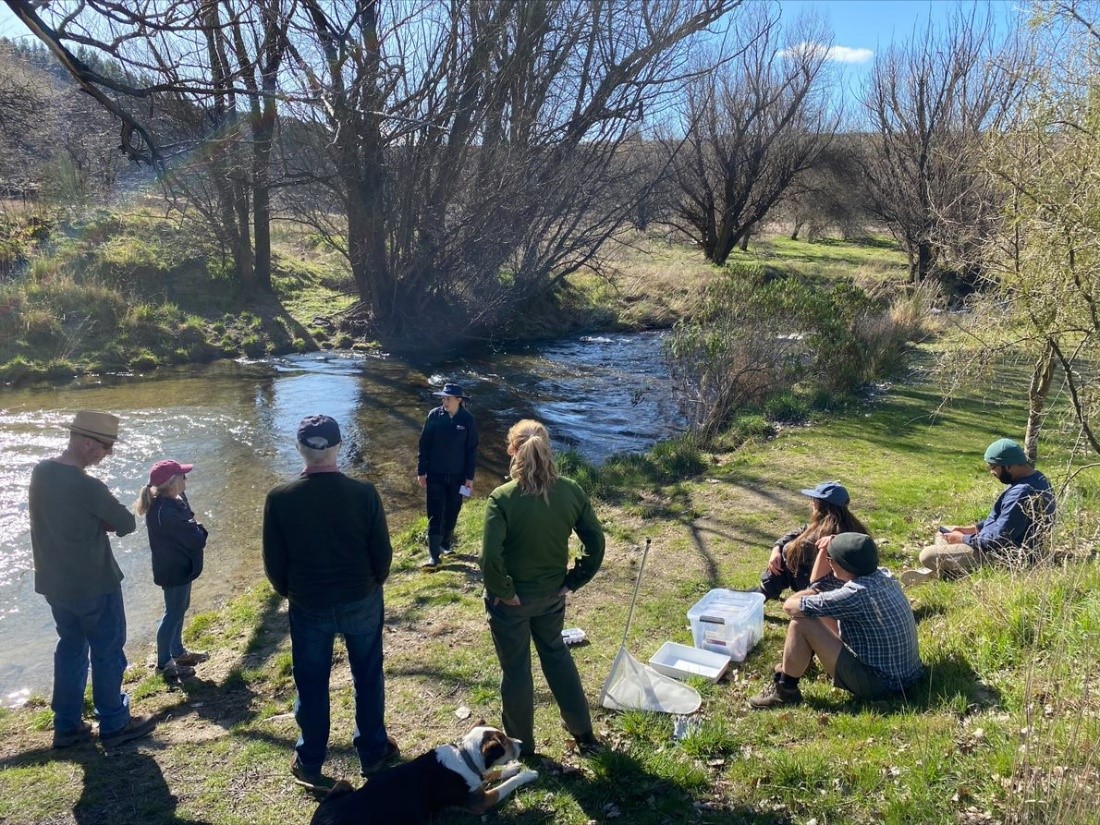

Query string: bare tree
[859,4,1028,284]
[3,0,290,291]
[660,6,837,264]
[279,0,740,347]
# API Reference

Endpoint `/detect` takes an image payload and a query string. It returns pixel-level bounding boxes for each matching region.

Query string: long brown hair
[507,419,559,503]
[784,500,869,571]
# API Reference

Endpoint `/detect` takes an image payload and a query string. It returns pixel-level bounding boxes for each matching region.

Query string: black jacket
[147,494,208,588]
[417,405,478,479]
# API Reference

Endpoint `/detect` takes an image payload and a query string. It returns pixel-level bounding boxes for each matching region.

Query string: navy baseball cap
[297,414,341,449]
[800,480,850,507]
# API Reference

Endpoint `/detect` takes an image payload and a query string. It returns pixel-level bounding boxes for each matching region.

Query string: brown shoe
[173,650,209,667]
[748,679,802,710]
[100,714,156,747]
[361,736,400,776]
[52,721,93,749]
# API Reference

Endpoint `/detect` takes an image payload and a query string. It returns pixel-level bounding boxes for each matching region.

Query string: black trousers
[426,473,464,543]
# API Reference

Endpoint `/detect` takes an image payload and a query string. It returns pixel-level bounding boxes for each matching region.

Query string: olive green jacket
[480,476,604,600]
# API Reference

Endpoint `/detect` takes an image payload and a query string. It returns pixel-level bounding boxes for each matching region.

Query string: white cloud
[783,42,874,64]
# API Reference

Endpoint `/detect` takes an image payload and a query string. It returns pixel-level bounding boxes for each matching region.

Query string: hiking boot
[899,567,937,588]
[748,679,802,710]
[52,721,93,749]
[157,659,196,679]
[173,650,209,667]
[361,736,400,776]
[573,732,604,757]
[291,757,336,790]
[421,556,441,572]
[100,714,156,747]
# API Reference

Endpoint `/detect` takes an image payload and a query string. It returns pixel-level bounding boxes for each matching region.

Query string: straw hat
[66,410,122,443]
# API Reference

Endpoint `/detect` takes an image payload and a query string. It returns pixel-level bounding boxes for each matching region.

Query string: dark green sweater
[262,471,392,609]
[480,476,604,600]
[29,459,137,602]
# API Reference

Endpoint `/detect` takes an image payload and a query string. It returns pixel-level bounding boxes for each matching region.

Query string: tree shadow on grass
[0,742,211,825]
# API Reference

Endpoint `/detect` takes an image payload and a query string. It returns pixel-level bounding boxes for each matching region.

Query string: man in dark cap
[30,410,156,748]
[748,533,923,709]
[263,414,398,788]
[902,437,1056,586]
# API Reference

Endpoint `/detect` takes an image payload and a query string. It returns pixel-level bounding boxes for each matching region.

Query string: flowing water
[0,331,682,704]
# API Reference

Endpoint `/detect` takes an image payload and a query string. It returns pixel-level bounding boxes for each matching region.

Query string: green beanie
[829,532,879,577]
[983,438,1028,467]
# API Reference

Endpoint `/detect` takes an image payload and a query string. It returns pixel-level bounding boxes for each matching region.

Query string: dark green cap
[829,532,879,577]
[983,438,1028,467]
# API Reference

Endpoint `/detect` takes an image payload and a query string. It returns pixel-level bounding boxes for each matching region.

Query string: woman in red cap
[135,459,209,678]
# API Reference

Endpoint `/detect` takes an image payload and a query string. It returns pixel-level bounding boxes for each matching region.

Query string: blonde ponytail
[507,419,559,502]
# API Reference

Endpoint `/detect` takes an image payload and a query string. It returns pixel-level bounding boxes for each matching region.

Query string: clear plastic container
[686,589,765,661]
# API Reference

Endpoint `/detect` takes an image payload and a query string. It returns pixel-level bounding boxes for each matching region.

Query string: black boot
[423,534,442,571]
[440,532,455,555]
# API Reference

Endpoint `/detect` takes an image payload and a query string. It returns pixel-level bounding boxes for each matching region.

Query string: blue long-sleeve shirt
[966,470,1055,554]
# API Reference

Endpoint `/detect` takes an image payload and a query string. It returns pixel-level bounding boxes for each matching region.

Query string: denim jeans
[46,588,131,735]
[288,589,388,774]
[157,582,192,668]
[485,593,592,755]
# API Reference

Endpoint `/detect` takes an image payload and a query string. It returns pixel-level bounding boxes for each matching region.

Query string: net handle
[617,537,651,651]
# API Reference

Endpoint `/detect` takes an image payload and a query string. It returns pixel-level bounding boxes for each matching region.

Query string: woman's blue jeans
[46,588,131,735]
[157,582,192,668]
[288,589,389,775]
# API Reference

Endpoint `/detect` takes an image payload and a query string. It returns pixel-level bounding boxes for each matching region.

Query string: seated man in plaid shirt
[749,532,924,709]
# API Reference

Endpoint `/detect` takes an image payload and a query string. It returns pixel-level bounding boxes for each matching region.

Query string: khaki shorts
[833,645,899,700]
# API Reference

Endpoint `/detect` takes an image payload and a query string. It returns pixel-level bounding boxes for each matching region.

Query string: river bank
[0,344,1095,825]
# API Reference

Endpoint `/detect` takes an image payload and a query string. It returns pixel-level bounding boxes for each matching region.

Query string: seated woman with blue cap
[755,481,871,600]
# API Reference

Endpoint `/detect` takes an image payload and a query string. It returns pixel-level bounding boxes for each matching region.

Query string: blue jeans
[157,582,192,668]
[46,589,130,735]
[288,589,388,775]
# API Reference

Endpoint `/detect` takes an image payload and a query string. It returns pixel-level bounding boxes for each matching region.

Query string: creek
[0,331,683,704]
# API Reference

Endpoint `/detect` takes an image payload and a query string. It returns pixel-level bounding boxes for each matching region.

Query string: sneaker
[290,757,336,790]
[173,650,209,667]
[421,556,441,572]
[748,679,802,710]
[361,736,400,776]
[156,659,196,679]
[52,721,93,749]
[100,714,157,747]
[573,732,603,757]
[899,567,937,588]
[439,544,453,556]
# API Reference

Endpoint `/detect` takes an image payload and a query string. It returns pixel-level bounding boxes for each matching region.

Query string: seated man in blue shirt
[902,438,1056,587]
[748,532,924,709]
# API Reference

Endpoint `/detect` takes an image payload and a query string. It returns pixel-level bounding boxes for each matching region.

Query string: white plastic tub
[649,641,731,682]
[687,589,765,661]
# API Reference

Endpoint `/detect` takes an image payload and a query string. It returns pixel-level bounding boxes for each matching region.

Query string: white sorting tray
[649,641,731,683]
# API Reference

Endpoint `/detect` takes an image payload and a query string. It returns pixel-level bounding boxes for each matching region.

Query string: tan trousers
[918,534,980,578]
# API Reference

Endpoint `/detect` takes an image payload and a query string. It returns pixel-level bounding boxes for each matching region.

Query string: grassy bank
[0,339,1096,824]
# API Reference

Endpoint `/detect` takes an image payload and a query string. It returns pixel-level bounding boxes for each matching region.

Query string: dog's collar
[460,748,483,778]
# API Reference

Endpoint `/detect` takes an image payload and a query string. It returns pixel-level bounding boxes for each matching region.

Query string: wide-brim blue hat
[432,382,470,400]
[800,480,850,507]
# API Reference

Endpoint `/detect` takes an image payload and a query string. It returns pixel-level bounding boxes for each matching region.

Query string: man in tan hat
[28,410,156,748]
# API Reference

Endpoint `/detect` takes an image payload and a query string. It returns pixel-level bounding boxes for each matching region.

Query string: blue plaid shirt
[799,569,923,692]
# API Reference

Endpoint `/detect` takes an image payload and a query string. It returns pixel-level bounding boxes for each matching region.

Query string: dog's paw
[516,769,538,785]
[499,762,523,780]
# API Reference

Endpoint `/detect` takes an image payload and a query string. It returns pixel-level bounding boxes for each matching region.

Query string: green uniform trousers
[485,593,592,756]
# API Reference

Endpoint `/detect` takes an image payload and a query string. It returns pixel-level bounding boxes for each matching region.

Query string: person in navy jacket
[417,383,478,570]
[135,459,209,677]
[902,438,1056,586]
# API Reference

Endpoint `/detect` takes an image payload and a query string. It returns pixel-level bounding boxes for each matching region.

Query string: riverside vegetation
[0,221,1096,824]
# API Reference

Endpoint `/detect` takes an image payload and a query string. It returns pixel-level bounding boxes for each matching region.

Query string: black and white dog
[310,724,538,825]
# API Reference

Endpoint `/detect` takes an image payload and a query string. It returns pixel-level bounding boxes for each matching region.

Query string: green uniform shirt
[480,476,604,600]
[29,459,137,602]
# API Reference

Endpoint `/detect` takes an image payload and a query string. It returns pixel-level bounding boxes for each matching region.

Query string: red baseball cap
[149,459,194,487]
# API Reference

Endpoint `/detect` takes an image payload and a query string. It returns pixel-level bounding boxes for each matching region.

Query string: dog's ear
[474,718,487,729]
[480,731,509,769]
